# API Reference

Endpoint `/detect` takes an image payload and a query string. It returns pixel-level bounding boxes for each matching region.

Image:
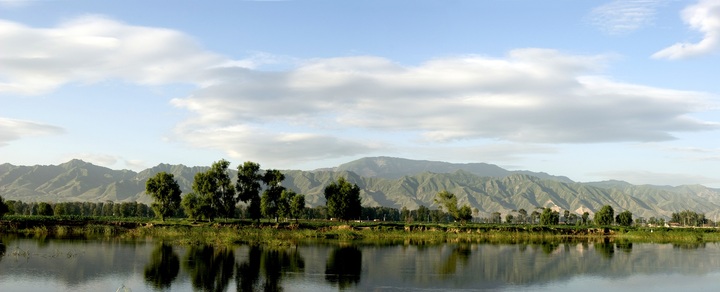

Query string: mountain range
[1,156,719,219]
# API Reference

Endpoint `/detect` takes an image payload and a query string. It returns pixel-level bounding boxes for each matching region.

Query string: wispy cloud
[172,50,719,166]
[653,0,720,59]
[589,0,666,35]
[0,117,64,146]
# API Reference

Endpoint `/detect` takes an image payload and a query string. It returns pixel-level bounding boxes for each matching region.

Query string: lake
[2,235,720,291]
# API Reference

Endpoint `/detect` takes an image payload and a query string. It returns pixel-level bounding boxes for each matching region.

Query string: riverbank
[1,215,719,246]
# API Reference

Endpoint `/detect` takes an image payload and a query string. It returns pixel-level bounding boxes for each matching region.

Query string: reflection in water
[183,245,235,292]
[595,239,614,259]
[236,246,261,292]
[235,245,306,292]
[438,244,472,275]
[616,240,633,253]
[0,240,5,262]
[540,241,560,255]
[325,246,362,289]
[143,243,180,289]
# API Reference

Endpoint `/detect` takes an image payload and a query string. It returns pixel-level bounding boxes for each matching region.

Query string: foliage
[0,195,9,218]
[325,177,362,221]
[616,210,634,226]
[145,172,182,221]
[236,161,263,221]
[434,191,473,223]
[261,169,286,221]
[289,192,306,222]
[189,159,236,221]
[670,210,706,226]
[595,205,615,226]
[540,208,559,225]
[181,192,202,221]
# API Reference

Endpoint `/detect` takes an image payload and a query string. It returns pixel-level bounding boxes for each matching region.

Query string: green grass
[3,216,720,246]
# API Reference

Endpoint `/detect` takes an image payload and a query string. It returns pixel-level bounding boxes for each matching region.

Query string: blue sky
[2,0,720,186]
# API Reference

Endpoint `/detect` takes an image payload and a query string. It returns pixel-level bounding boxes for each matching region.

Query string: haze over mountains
[1,156,719,219]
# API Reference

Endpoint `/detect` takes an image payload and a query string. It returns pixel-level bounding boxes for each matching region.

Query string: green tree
[505,214,515,224]
[417,205,430,222]
[37,202,54,216]
[181,192,202,221]
[582,212,590,225]
[145,172,182,221]
[434,190,458,218]
[261,169,286,221]
[191,159,236,221]
[0,195,9,218]
[236,161,263,222]
[518,208,528,224]
[595,205,615,226]
[324,177,362,221]
[457,205,473,223]
[616,210,633,226]
[289,193,306,222]
[540,208,559,225]
[433,191,473,223]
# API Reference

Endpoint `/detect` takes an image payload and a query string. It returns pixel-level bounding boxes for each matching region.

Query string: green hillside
[1,157,719,219]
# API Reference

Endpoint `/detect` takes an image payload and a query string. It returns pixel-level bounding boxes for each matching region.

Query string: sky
[1,0,720,187]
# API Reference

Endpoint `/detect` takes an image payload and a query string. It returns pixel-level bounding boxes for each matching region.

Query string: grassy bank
[2,215,719,246]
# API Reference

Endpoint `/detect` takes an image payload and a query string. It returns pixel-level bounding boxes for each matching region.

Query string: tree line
[0,160,714,227]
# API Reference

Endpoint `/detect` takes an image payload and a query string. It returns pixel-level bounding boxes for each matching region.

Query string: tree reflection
[615,240,633,253]
[438,244,472,275]
[595,239,614,259]
[144,243,180,289]
[0,240,5,263]
[183,245,235,292]
[235,245,306,292]
[540,241,559,255]
[325,246,362,289]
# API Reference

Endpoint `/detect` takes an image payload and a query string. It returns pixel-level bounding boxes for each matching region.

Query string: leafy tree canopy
[324,177,362,221]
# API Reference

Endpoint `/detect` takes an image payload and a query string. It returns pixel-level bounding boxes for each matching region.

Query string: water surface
[1,236,719,291]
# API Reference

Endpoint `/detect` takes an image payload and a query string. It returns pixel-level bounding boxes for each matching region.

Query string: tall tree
[261,169,286,221]
[324,177,362,221]
[191,159,236,221]
[237,161,263,221]
[616,210,633,226]
[434,190,473,223]
[145,172,182,221]
[434,190,458,218]
[595,205,615,226]
[0,195,9,218]
[289,193,306,223]
[540,208,559,225]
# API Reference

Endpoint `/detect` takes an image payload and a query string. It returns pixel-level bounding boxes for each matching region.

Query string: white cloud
[0,117,64,146]
[591,170,720,186]
[172,49,718,166]
[653,0,720,59]
[589,0,665,35]
[0,15,225,95]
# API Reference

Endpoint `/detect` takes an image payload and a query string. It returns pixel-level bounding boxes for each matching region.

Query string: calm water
[1,235,720,291]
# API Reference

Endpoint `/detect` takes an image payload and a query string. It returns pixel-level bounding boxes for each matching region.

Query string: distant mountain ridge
[2,157,720,219]
[332,156,574,182]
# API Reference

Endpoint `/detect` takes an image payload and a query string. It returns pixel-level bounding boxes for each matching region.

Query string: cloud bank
[653,0,720,59]
[1,15,717,167]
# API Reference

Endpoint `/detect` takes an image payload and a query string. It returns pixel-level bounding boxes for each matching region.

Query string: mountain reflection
[143,243,180,289]
[325,246,362,289]
[183,245,235,292]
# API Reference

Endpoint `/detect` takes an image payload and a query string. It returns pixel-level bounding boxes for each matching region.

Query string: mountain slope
[2,158,720,219]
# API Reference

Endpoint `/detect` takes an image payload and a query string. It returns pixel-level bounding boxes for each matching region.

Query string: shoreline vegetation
[2,215,719,246]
